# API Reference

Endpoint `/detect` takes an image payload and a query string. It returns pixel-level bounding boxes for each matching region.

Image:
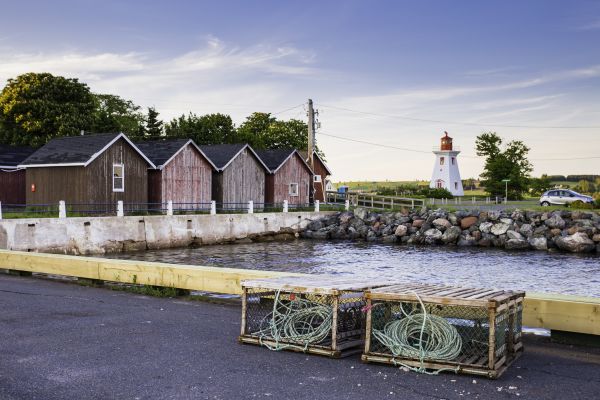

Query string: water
[104,241,600,297]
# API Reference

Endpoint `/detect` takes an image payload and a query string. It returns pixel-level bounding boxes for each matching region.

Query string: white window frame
[289,182,299,197]
[113,163,125,192]
[313,175,322,183]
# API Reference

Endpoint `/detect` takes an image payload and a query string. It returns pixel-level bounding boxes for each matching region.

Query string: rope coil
[372,292,462,374]
[254,289,333,351]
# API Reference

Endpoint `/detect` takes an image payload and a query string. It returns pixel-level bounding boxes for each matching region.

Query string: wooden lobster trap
[239,276,393,358]
[361,283,525,378]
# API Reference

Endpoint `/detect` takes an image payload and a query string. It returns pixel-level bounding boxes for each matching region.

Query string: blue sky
[1,0,600,181]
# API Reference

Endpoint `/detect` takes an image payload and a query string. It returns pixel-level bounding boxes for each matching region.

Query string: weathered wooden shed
[135,139,216,208]
[200,144,268,208]
[300,151,332,202]
[255,149,313,206]
[0,145,37,204]
[19,133,155,208]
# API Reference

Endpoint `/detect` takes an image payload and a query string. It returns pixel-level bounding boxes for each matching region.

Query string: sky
[1,0,599,182]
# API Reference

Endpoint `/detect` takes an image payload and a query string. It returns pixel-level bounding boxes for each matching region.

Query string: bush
[569,200,595,210]
[420,187,454,199]
[375,185,453,199]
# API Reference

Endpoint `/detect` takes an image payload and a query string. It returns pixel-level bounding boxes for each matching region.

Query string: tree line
[0,72,317,154]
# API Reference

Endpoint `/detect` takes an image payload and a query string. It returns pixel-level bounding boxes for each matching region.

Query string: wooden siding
[148,170,162,205]
[312,156,329,202]
[0,169,26,204]
[216,148,265,206]
[269,153,311,205]
[26,138,148,206]
[159,144,212,207]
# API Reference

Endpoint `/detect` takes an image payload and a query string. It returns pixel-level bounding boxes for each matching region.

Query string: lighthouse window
[440,157,445,165]
[454,182,458,190]
[451,157,455,165]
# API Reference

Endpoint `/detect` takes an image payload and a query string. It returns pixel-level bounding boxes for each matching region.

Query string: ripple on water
[102,241,600,297]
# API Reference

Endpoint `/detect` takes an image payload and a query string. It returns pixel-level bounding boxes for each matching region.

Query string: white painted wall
[429,150,464,196]
[0,212,333,255]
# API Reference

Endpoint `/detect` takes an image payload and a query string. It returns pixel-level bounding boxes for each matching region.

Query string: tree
[91,94,144,135]
[476,132,533,200]
[142,106,163,138]
[236,112,275,149]
[0,72,96,146]
[165,113,236,144]
[529,174,552,196]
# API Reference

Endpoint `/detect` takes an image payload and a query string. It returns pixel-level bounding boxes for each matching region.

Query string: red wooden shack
[300,151,332,202]
[255,149,313,206]
[0,145,36,205]
[135,139,216,208]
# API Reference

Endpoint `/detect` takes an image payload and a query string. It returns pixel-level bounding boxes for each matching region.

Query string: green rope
[372,292,462,375]
[254,289,333,352]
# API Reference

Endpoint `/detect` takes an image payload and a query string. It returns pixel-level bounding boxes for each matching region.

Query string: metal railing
[0,199,345,219]
[326,191,425,210]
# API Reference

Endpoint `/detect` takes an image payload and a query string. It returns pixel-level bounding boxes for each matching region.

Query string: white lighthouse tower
[430,131,464,196]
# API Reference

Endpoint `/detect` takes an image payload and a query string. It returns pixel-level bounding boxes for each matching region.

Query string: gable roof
[19,132,155,168]
[134,138,217,170]
[199,143,268,171]
[298,150,332,175]
[0,145,37,169]
[254,148,313,174]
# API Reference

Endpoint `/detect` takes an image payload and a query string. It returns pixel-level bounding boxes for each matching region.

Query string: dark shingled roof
[134,139,192,168]
[199,143,247,170]
[20,133,122,166]
[0,145,37,168]
[254,148,296,172]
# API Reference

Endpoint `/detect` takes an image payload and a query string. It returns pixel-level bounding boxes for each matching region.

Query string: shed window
[440,157,445,166]
[289,183,299,196]
[313,175,322,183]
[113,164,124,192]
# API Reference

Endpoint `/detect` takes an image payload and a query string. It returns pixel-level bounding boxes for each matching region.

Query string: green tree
[165,112,236,144]
[476,132,533,200]
[0,72,96,146]
[529,174,552,196]
[142,106,163,138]
[91,94,144,135]
[236,112,275,149]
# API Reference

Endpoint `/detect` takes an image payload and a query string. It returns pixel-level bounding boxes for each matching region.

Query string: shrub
[569,200,594,210]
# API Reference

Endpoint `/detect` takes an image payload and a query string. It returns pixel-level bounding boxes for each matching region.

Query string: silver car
[540,189,594,206]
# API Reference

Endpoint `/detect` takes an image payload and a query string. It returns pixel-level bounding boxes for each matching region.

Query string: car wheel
[541,201,550,206]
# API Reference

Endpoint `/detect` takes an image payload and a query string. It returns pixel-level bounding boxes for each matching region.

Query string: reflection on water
[103,241,600,297]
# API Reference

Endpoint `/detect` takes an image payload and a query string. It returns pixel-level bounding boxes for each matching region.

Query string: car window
[568,191,576,197]
[547,190,557,196]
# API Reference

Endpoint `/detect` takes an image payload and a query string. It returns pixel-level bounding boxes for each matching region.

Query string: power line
[318,131,600,161]
[272,103,305,115]
[318,104,600,130]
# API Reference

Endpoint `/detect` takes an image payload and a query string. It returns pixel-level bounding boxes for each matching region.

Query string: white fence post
[283,200,288,213]
[210,200,216,215]
[472,196,475,204]
[117,200,124,217]
[344,199,350,211]
[0,201,2,220]
[166,200,173,216]
[315,200,320,212]
[58,200,66,219]
[248,200,254,214]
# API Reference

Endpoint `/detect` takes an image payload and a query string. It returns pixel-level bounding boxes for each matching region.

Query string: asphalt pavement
[1,274,599,400]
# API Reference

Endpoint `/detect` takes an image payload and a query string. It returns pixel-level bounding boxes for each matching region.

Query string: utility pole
[307,99,315,170]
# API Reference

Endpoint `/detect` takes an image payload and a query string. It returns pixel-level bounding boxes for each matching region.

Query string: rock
[545,214,566,229]
[460,216,478,229]
[478,237,492,247]
[354,208,369,220]
[394,225,408,237]
[479,222,493,234]
[528,237,548,250]
[593,234,600,243]
[506,239,529,250]
[300,230,313,238]
[441,226,461,243]
[550,228,562,237]
[471,230,482,241]
[519,224,533,238]
[312,230,329,240]
[491,222,510,236]
[423,228,443,244]
[492,234,507,248]
[307,220,324,231]
[457,233,477,246]
[432,218,451,230]
[500,218,513,225]
[412,219,425,228]
[488,211,501,221]
[448,213,458,225]
[533,225,548,236]
[506,230,523,240]
[382,235,397,243]
[555,232,595,253]
[338,211,354,224]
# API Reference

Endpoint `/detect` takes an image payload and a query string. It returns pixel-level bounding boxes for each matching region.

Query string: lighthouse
[429,131,464,196]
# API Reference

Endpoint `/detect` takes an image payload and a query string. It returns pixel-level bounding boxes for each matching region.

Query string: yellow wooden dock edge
[0,249,598,336]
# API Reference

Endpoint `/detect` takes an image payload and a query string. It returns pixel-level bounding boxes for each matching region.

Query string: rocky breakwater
[300,208,600,253]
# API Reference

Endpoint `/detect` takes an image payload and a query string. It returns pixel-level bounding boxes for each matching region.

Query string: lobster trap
[239,276,393,358]
[361,283,525,378]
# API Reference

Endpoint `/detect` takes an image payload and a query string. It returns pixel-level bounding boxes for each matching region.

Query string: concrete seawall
[0,211,333,255]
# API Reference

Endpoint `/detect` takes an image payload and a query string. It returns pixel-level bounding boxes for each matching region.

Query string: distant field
[334,180,429,191]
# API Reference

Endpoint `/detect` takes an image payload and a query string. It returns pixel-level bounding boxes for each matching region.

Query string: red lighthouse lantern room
[441,131,453,151]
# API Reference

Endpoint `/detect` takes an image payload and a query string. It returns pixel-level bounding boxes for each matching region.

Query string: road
[1,274,599,400]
